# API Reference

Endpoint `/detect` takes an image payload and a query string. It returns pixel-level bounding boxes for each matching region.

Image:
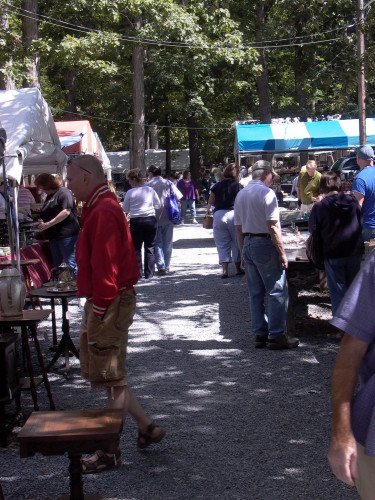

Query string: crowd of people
[10,148,375,497]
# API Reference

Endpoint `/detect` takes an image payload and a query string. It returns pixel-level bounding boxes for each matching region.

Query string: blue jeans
[242,236,288,339]
[49,234,78,278]
[155,223,174,270]
[180,199,196,219]
[324,255,362,315]
[213,209,241,264]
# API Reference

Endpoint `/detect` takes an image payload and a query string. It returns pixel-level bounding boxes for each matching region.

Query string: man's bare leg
[107,385,164,440]
[82,385,165,471]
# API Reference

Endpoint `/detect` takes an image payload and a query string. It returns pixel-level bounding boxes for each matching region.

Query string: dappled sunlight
[0,213,354,500]
[283,467,304,478]
[253,388,272,394]
[127,345,160,353]
[300,354,320,364]
[186,388,212,396]
[175,404,205,412]
[136,369,184,382]
[189,349,242,358]
[289,439,310,445]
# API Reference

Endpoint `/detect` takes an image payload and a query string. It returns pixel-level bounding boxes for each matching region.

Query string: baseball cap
[251,160,277,177]
[356,145,374,160]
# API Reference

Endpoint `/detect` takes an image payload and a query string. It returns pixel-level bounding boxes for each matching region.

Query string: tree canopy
[1,0,374,163]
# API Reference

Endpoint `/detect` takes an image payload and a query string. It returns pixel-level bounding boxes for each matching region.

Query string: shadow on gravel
[174,238,216,249]
[0,250,357,499]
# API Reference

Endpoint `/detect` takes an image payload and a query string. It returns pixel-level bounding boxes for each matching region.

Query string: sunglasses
[67,158,92,174]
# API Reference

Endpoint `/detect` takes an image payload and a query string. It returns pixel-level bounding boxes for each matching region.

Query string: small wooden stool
[18,409,123,500]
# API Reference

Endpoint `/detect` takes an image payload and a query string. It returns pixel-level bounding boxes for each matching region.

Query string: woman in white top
[122,168,161,279]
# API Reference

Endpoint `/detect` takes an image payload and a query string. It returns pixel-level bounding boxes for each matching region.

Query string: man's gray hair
[251,168,265,179]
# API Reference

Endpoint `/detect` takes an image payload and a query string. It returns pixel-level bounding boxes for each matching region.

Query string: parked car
[330,154,359,176]
[330,153,359,192]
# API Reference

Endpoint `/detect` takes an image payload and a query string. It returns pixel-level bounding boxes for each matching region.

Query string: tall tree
[0,1,16,90]
[131,17,145,172]
[255,2,271,123]
[21,0,40,88]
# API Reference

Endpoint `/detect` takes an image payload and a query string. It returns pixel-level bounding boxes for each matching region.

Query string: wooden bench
[18,409,123,500]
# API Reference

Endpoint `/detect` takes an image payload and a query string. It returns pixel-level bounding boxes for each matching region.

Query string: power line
[58,110,233,131]
[5,1,351,51]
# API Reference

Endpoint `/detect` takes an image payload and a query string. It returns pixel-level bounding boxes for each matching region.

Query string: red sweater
[76,184,139,317]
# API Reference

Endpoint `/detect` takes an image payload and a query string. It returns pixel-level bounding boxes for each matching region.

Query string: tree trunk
[132,43,145,173]
[187,115,200,183]
[255,2,271,123]
[63,69,78,118]
[294,18,308,121]
[165,114,171,177]
[22,0,40,89]
[0,4,15,90]
[131,16,145,174]
[150,123,158,149]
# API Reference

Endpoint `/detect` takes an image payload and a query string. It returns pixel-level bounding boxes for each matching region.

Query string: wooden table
[18,409,123,500]
[0,310,55,412]
[29,287,79,377]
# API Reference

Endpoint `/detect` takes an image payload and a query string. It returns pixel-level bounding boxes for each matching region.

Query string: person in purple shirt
[177,170,199,224]
[328,250,375,499]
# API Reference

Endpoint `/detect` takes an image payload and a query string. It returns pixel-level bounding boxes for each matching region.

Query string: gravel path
[0,208,358,499]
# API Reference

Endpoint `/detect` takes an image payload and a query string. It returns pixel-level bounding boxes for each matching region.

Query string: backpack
[165,181,181,224]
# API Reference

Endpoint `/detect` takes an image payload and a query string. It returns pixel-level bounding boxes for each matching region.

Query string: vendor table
[285,247,317,336]
[0,310,55,412]
[18,409,123,500]
[29,288,79,377]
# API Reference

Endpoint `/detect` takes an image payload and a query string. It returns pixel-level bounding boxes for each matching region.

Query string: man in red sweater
[67,155,166,473]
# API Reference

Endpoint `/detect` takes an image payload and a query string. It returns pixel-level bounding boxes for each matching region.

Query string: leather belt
[243,233,271,238]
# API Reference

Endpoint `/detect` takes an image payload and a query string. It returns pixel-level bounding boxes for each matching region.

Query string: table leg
[28,324,55,410]
[21,326,39,411]
[68,451,84,500]
[0,404,6,447]
[46,297,79,376]
[51,298,57,347]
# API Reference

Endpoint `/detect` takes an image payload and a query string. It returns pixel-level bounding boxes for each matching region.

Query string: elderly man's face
[306,163,317,177]
[66,164,87,201]
[356,156,373,170]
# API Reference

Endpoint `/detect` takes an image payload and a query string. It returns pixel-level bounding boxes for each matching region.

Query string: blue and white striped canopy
[235,119,375,153]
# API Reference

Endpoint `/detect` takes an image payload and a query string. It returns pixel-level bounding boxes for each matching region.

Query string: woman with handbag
[308,171,364,316]
[122,169,161,279]
[206,163,243,278]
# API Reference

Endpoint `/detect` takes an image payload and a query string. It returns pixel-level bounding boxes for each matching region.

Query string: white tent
[0,88,67,183]
[107,149,190,172]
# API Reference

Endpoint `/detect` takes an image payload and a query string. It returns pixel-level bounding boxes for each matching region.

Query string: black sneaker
[268,334,299,350]
[255,335,268,348]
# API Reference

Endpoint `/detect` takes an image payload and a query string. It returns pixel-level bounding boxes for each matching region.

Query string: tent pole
[2,169,16,268]
[13,184,21,271]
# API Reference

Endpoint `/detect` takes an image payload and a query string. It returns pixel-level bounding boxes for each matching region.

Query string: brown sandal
[137,422,166,449]
[81,449,121,474]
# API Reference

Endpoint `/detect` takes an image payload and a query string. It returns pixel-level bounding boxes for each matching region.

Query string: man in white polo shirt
[234,160,299,350]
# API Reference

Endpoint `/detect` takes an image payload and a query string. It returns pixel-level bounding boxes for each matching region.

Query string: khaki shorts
[79,289,136,388]
[356,442,375,500]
